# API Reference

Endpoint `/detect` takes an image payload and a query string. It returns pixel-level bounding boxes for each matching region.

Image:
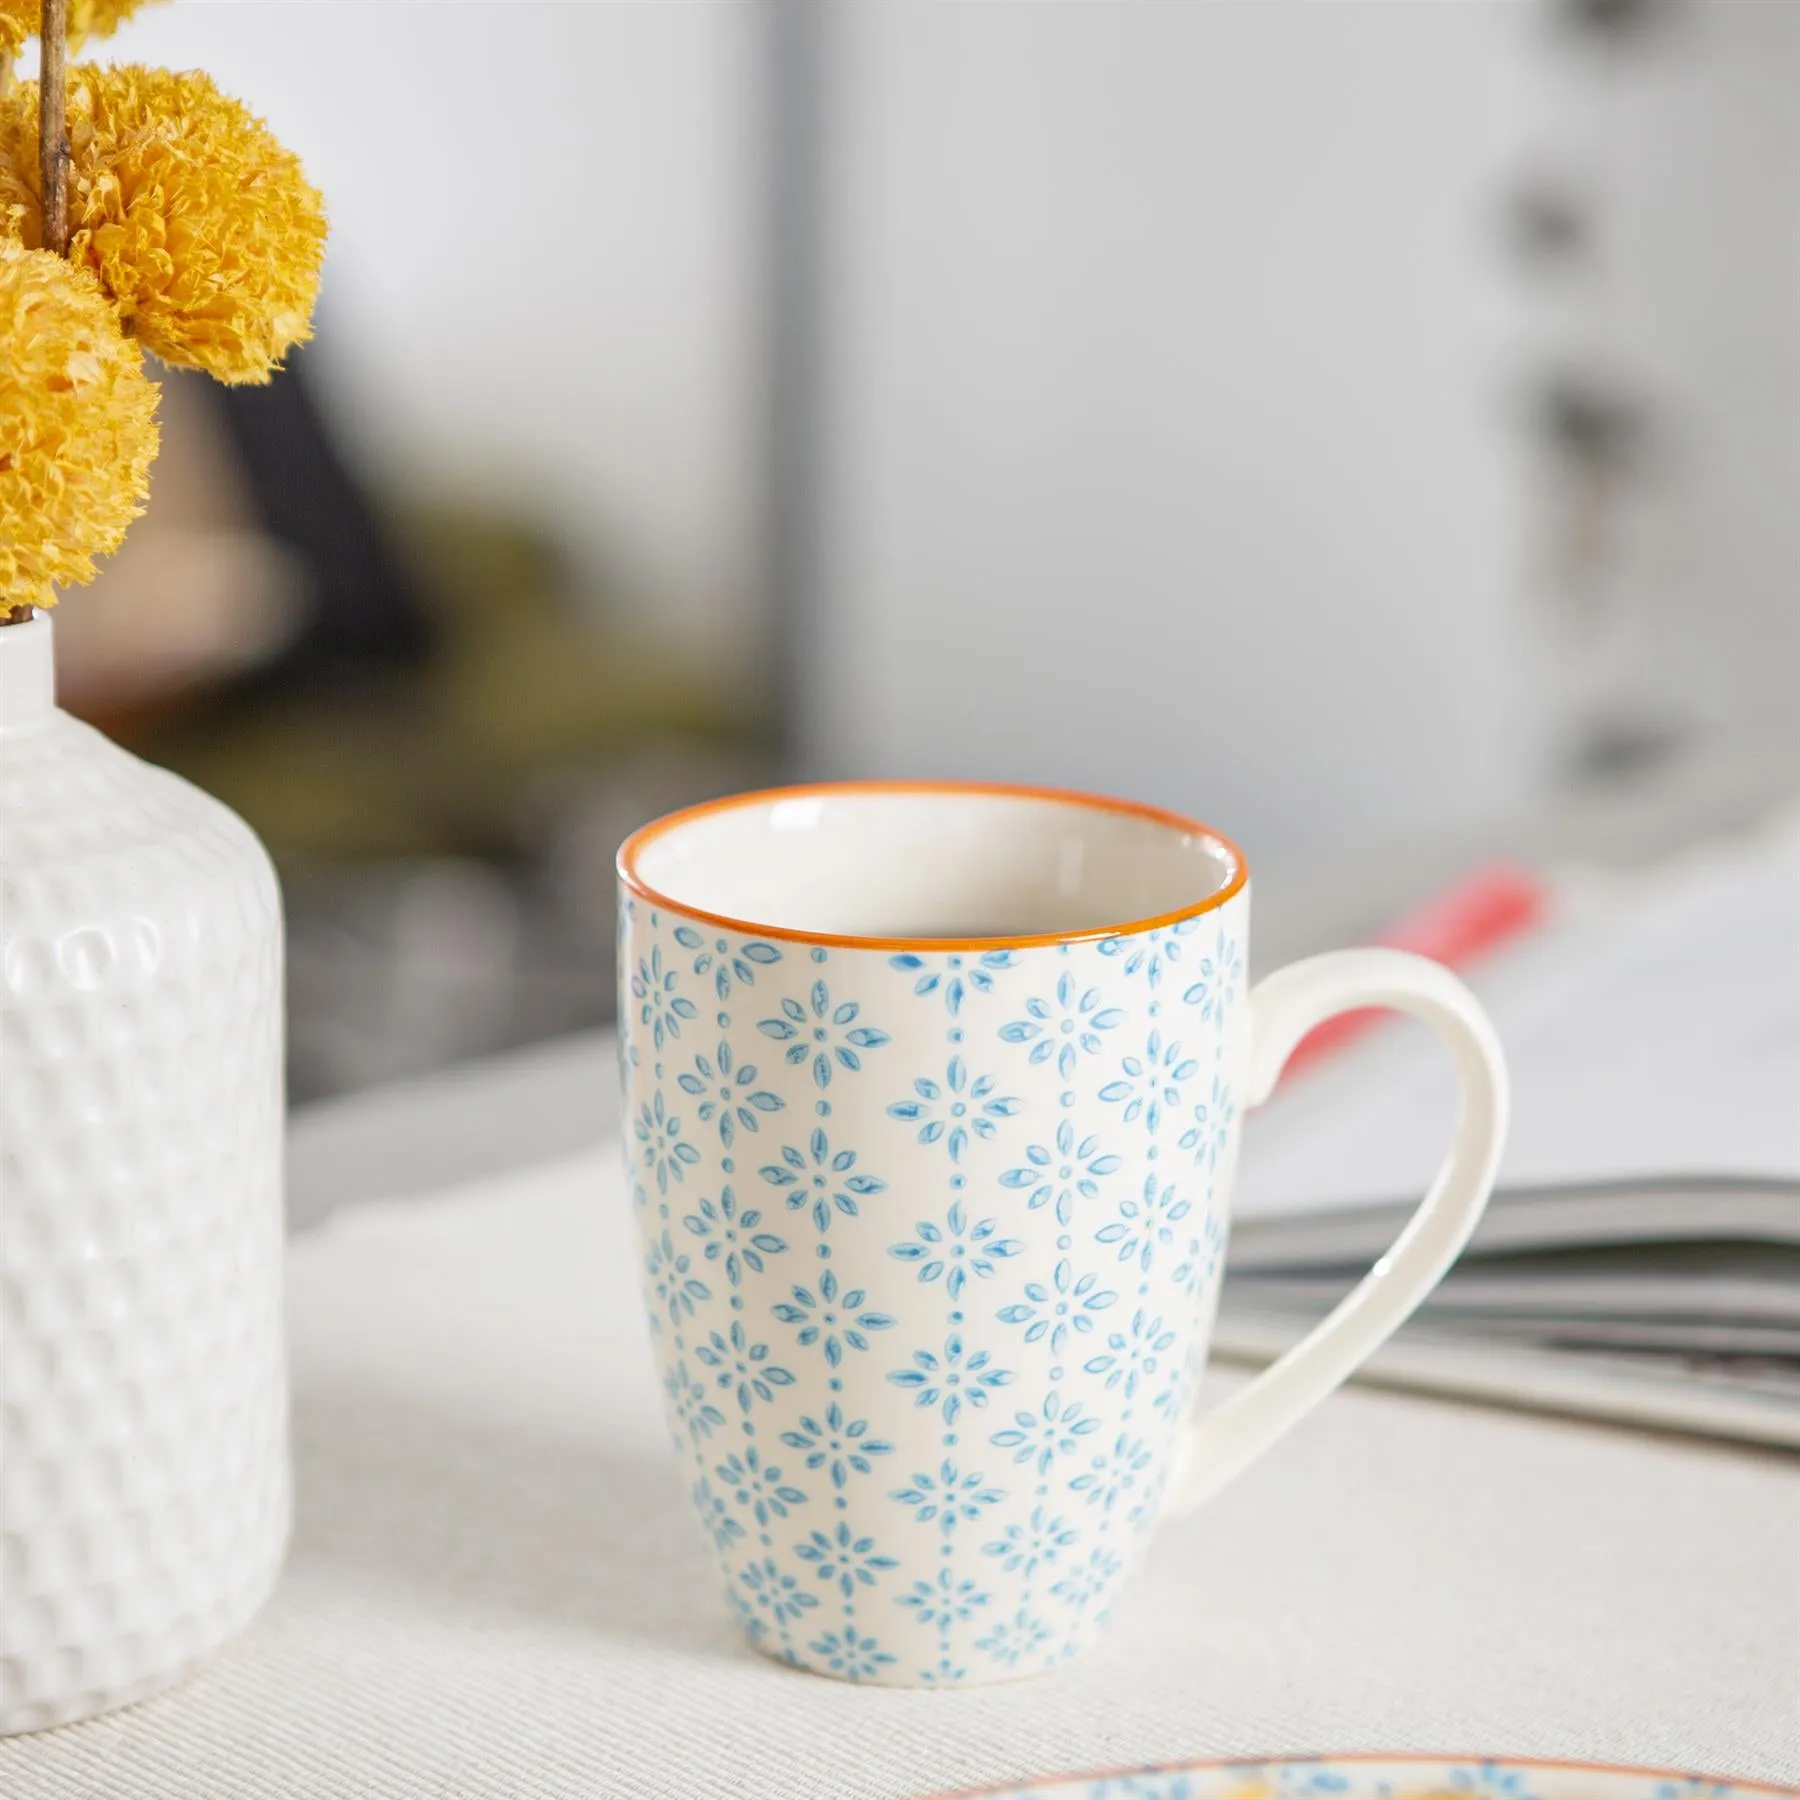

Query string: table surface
[3,1119,1797,1799]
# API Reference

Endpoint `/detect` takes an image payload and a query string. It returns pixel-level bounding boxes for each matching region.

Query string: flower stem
[3,4,73,623]
[39,0,68,256]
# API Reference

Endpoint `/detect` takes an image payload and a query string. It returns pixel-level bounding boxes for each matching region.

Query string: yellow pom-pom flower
[0,64,327,383]
[0,238,159,606]
[1,0,163,55]
[69,0,167,47]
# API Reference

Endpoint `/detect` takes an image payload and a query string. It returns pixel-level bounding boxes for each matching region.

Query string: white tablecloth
[4,1149,1797,1798]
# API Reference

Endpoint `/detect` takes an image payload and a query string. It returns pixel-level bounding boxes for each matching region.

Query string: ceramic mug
[617,782,1507,1687]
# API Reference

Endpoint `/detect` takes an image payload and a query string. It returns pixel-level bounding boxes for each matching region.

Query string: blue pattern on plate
[983,1760,1764,1800]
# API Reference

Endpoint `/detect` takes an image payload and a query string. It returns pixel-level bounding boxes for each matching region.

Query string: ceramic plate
[935,1757,1793,1800]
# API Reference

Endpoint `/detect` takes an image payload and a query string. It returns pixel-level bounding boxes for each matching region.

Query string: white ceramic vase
[0,612,289,1734]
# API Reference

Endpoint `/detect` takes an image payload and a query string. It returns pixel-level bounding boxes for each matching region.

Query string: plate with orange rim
[929,1756,1796,1800]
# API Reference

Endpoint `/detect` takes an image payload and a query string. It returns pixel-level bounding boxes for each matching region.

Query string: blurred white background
[80,0,1800,1088]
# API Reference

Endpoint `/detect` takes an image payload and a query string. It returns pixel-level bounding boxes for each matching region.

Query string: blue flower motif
[982,1504,1079,1578]
[973,1607,1054,1668]
[690,1475,745,1553]
[737,1554,819,1629]
[634,1090,701,1194]
[1048,1542,1123,1610]
[887,1199,1021,1299]
[695,1321,796,1413]
[889,1460,1007,1535]
[1083,1310,1178,1399]
[794,1522,898,1598]
[897,1566,991,1627]
[631,945,699,1051]
[724,1583,765,1644]
[988,1388,1102,1475]
[777,1404,896,1490]
[1096,918,1199,989]
[671,923,783,1003]
[1173,1207,1227,1301]
[780,1403,895,1490]
[995,1258,1118,1355]
[757,1128,887,1237]
[917,1659,970,1687]
[889,948,1015,1015]
[805,1625,895,1682]
[1462,1770,1556,1800]
[1000,1119,1123,1225]
[664,1359,726,1444]
[888,1332,1016,1425]
[999,971,1127,1078]
[1178,1072,1238,1171]
[682,1185,788,1287]
[1151,1345,1202,1425]
[715,1445,808,1526]
[773,1268,896,1367]
[1098,1030,1200,1134]
[1095,1174,1192,1275]
[675,1041,785,1148]
[758,978,891,1088]
[1180,925,1244,1023]
[887,1055,1021,1163]
[644,1228,710,1326]
[1071,1430,1158,1518]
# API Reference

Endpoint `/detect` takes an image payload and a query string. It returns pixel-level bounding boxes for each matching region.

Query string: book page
[1233,824,1800,1222]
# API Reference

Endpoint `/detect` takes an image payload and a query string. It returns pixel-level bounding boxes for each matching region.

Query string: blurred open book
[1220,820,1800,1447]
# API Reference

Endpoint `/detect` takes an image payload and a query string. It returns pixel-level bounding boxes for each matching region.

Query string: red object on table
[1279,863,1549,1081]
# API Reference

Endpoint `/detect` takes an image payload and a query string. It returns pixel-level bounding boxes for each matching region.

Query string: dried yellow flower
[0,64,326,383]
[0,0,27,58]
[0,238,158,605]
[2,0,163,56]
[70,0,167,47]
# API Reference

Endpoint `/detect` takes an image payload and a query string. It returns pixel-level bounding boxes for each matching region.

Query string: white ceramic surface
[939,1755,1787,1800]
[617,784,1508,1686]
[0,613,289,1735]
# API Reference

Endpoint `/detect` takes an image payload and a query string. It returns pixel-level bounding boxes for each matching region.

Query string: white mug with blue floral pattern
[618,782,1508,1687]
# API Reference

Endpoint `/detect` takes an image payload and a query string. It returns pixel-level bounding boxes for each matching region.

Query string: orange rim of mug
[920,1753,1798,1800]
[615,778,1249,952]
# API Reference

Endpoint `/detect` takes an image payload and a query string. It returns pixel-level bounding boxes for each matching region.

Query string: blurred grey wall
[796,0,1800,858]
[799,1,1542,858]
[1514,0,1800,765]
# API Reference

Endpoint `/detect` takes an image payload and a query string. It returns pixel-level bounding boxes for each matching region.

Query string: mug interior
[620,782,1243,946]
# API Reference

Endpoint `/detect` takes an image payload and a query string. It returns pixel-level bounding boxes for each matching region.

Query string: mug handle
[1164,947,1509,1517]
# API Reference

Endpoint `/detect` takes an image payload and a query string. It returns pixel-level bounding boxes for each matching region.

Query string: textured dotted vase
[0,612,289,1735]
